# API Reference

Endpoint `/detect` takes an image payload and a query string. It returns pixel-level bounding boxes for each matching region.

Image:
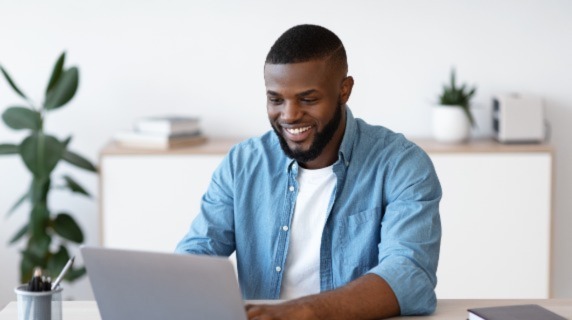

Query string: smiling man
[176,24,442,320]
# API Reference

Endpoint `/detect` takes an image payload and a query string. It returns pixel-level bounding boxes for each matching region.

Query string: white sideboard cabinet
[99,138,553,299]
[99,139,233,253]
[420,140,553,299]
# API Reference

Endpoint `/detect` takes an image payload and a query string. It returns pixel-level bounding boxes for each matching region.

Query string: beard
[270,101,344,164]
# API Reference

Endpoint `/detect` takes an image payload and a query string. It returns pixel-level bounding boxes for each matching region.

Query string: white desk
[0,301,99,320]
[1,299,572,319]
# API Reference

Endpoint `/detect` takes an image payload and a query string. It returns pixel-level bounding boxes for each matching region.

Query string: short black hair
[265,24,347,72]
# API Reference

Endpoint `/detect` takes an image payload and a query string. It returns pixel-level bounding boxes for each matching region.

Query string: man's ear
[340,76,354,104]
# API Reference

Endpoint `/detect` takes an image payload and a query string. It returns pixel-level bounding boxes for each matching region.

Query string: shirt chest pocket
[336,208,382,276]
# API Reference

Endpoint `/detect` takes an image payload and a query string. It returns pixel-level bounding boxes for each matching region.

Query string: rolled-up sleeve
[175,149,237,257]
[367,143,442,315]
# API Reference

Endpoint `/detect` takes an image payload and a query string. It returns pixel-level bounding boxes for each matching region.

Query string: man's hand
[245,300,317,320]
[244,274,400,320]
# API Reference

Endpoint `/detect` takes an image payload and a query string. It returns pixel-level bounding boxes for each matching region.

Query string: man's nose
[281,101,302,123]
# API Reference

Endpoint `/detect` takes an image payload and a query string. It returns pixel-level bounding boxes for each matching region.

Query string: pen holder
[14,285,63,320]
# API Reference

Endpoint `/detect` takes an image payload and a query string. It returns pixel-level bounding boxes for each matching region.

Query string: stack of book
[114,116,206,149]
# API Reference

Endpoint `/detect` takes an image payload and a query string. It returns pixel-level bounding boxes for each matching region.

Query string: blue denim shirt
[175,107,442,315]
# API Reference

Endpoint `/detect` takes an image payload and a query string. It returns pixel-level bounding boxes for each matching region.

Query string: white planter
[432,105,470,143]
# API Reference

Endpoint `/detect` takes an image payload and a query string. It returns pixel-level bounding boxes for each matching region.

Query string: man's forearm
[305,273,400,319]
[246,274,400,320]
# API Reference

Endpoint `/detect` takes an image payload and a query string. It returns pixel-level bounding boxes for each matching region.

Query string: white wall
[1,0,571,307]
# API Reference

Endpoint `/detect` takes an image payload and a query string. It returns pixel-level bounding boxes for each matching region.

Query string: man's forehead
[264,60,335,91]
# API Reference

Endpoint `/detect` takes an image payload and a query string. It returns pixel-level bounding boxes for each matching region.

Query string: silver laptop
[81,246,247,320]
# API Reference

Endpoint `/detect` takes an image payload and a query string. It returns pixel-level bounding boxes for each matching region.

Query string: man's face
[264,60,352,168]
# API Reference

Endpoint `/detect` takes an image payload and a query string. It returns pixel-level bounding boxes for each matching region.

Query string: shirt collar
[338,105,356,167]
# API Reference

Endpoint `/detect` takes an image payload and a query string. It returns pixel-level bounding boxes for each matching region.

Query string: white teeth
[286,126,311,135]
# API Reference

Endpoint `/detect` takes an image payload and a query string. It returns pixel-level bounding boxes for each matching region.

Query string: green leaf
[62,175,91,197]
[2,106,42,130]
[450,68,456,91]
[46,52,66,94]
[0,65,28,99]
[9,223,29,244]
[62,149,97,172]
[27,232,51,262]
[20,250,42,283]
[44,67,79,110]
[46,246,86,282]
[0,143,19,155]
[462,106,476,128]
[65,266,86,282]
[438,67,477,128]
[62,136,72,148]
[21,248,45,265]
[46,245,70,280]
[19,133,65,178]
[30,203,50,239]
[53,213,84,243]
[31,178,50,204]
[467,87,477,98]
[6,189,29,217]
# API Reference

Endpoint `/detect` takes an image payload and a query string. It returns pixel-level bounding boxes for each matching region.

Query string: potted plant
[0,52,97,284]
[433,68,477,143]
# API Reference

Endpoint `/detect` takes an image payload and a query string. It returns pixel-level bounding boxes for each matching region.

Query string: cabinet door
[101,155,223,252]
[431,152,552,298]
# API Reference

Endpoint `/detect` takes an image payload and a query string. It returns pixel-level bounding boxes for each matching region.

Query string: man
[176,24,441,320]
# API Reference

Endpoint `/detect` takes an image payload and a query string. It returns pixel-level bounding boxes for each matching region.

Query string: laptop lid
[81,246,247,320]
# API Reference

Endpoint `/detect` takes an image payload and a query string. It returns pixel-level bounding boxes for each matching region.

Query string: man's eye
[268,98,283,104]
[301,98,317,103]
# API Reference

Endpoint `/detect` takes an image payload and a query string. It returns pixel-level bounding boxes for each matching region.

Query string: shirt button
[282,226,289,231]
[289,186,294,192]
[276,266,282,272]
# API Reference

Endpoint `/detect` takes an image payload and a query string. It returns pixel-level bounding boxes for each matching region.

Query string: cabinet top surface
[100,137,553,156]
[100,138,243,156]
[412,138,553,153]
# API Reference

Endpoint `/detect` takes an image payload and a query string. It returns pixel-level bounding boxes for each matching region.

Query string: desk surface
[1,299,572,319]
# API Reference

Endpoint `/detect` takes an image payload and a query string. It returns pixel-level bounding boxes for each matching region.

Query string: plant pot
[432,105,470,143]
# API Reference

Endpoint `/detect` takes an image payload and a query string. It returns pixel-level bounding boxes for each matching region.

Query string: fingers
[245,304,265,319]
[245,304,283,320]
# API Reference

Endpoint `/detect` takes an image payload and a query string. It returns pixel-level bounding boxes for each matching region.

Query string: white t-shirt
[279,164,336,300]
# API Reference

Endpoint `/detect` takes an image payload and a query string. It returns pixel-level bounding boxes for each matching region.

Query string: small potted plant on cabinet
[433,68,477,143]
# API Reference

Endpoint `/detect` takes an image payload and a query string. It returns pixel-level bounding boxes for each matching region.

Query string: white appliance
[492,94,546,143]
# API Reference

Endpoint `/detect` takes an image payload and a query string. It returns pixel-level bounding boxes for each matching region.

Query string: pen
[51,256,75,290]
[28,267,43,292]
[42,276,52,291]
